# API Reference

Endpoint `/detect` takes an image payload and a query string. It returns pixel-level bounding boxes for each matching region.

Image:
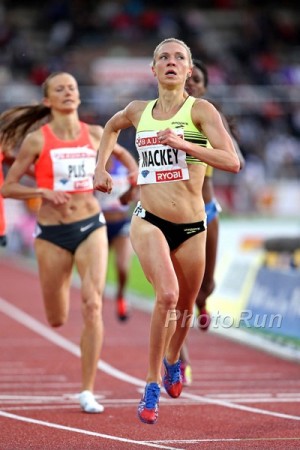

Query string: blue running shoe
[138,382,160,424]
[163,357,183,398]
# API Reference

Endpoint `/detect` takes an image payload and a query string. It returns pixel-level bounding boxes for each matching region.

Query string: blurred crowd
[0,0,300,215]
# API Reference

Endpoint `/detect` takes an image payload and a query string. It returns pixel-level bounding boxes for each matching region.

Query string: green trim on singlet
[136,96,208,165]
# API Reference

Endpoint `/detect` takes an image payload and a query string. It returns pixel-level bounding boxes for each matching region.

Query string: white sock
[79,390,104,413]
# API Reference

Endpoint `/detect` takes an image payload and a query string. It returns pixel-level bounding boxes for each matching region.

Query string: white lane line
[0,368,46,374]
[0,297,144,387]
[187,365,284,372]
[1,295,300,427]
[182,391,300,421]
[3,405,86,411]
[190,380,300,386]
[1,395,300,408]
[0,375,66,381]
[206,398,300,403]
[0,383,80,389]
[192,372,285,379]
[0,411,183,450]
[147,437,300,444]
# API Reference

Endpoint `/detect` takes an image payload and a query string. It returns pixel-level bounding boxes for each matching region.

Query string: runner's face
[44,74,81,112]
[152,42,192,86]
[185,66,206,98]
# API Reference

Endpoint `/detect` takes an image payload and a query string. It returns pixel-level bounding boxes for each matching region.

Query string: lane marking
[0,297,144,387]
[0,375,67,381]
[182,391,300,421]
[147,437,300,444]
[190,367,290,381]
[0,411,183,450]
[1,295,300,432]
[190,379,300,386]
[1,394,300,409]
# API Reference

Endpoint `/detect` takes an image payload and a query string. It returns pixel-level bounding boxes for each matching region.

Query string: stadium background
[1,0,300,356]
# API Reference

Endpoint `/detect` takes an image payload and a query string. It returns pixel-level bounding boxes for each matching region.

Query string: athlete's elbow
[224,158,240,174]
[231,161,241,173]
[0,183,9,198]
[230,153,241,173]
[1,181,22,199]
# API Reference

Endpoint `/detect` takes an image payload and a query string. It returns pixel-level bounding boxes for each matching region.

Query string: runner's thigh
[75,227,108,297]
[130,216,178,291]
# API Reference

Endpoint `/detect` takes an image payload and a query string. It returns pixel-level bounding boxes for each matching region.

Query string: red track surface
[0,254,300,449]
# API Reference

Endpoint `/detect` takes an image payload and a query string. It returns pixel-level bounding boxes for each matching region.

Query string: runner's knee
[82,296,102,323]
[156,288,178,313]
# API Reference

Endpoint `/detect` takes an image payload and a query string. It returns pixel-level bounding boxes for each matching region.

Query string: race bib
[50,146,96,191]
[135,129,189,185]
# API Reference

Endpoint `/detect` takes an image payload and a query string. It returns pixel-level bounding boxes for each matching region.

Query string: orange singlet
[35,122,97,193]
[0,152,6,236]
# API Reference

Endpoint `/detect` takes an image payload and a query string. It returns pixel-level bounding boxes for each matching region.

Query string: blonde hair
[152,38,193,66]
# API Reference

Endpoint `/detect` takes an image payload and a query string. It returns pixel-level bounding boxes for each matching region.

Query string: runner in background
[180,59,245,386]
[95,154,139,321]
[0,72,138,414]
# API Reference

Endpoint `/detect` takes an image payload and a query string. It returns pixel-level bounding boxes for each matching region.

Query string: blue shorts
[107,218,130,243]
[205,199,222,225]
[34,212,106,254]
[133,202,206,251]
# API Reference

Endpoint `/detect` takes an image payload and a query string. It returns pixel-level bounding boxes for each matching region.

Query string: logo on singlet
[172,122,188,127]
[156,169,183,182]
